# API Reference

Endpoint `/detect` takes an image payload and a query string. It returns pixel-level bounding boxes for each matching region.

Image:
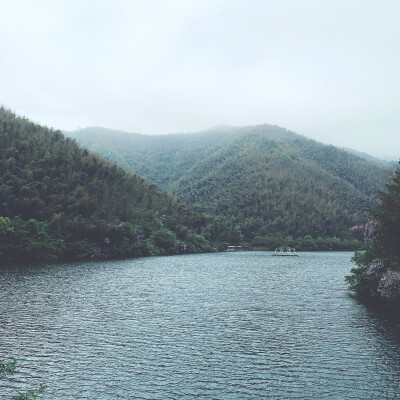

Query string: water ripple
[1,252,400,399]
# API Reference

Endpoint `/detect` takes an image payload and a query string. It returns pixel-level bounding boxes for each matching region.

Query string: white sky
[0,0,399,159]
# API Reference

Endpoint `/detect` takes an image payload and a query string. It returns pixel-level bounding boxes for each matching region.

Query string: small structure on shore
[226,245,243,252]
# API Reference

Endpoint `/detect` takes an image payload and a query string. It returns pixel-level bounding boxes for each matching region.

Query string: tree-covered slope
[68,124,391,245]
[0,108,216,263]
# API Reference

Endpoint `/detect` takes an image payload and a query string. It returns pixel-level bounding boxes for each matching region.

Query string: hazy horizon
[1,0,399,160]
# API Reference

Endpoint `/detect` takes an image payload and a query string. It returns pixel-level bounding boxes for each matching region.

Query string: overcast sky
[0,0,399,159]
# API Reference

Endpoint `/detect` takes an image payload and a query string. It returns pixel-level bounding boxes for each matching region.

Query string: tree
[372,164,400,259]
[346,162,400,305]
[0,359,45,399]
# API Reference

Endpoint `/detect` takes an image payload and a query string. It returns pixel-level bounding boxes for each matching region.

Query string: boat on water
[272,247,298,256]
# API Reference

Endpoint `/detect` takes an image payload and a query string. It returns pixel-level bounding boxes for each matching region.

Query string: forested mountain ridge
[342,147,397,168]
[68,124,391,245]
[0,108,217,263]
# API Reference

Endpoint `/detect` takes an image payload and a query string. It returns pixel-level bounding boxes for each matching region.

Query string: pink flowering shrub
[350,220,378,243]
[367,260,385,275]
[378,269,400,300]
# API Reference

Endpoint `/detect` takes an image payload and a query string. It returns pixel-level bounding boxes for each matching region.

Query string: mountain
[67,125,391,246]
[342,147,397,169]
[0,108,216,263]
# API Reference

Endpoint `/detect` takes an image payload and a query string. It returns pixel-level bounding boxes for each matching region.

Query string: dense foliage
[0,108,217,263]
[69,125,390,247]
[346,163,400,306]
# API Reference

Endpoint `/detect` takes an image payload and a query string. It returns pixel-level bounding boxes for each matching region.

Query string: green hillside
[68,125,391,247]
[0,108,217,263]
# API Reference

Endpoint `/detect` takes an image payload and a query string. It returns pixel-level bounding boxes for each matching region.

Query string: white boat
[272,247,298,256]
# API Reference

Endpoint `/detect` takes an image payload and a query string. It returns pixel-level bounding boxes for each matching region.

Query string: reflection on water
[1,252,400,399]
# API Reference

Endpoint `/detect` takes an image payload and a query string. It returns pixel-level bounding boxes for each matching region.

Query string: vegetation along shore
[346,163,400,308]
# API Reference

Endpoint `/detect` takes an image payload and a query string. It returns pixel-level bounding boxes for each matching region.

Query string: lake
[1,252,400,399]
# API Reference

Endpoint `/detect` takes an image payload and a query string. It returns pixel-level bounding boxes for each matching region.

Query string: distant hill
[0,108,216,263]
[342,147,397,169]
[67,125,392,245]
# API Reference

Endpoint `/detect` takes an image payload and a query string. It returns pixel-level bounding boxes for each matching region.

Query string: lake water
[1,252,400,399]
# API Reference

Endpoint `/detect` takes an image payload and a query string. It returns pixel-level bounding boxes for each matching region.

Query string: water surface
[1,252,400,399]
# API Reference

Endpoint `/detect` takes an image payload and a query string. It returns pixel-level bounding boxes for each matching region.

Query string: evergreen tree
[346,162,400,305]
